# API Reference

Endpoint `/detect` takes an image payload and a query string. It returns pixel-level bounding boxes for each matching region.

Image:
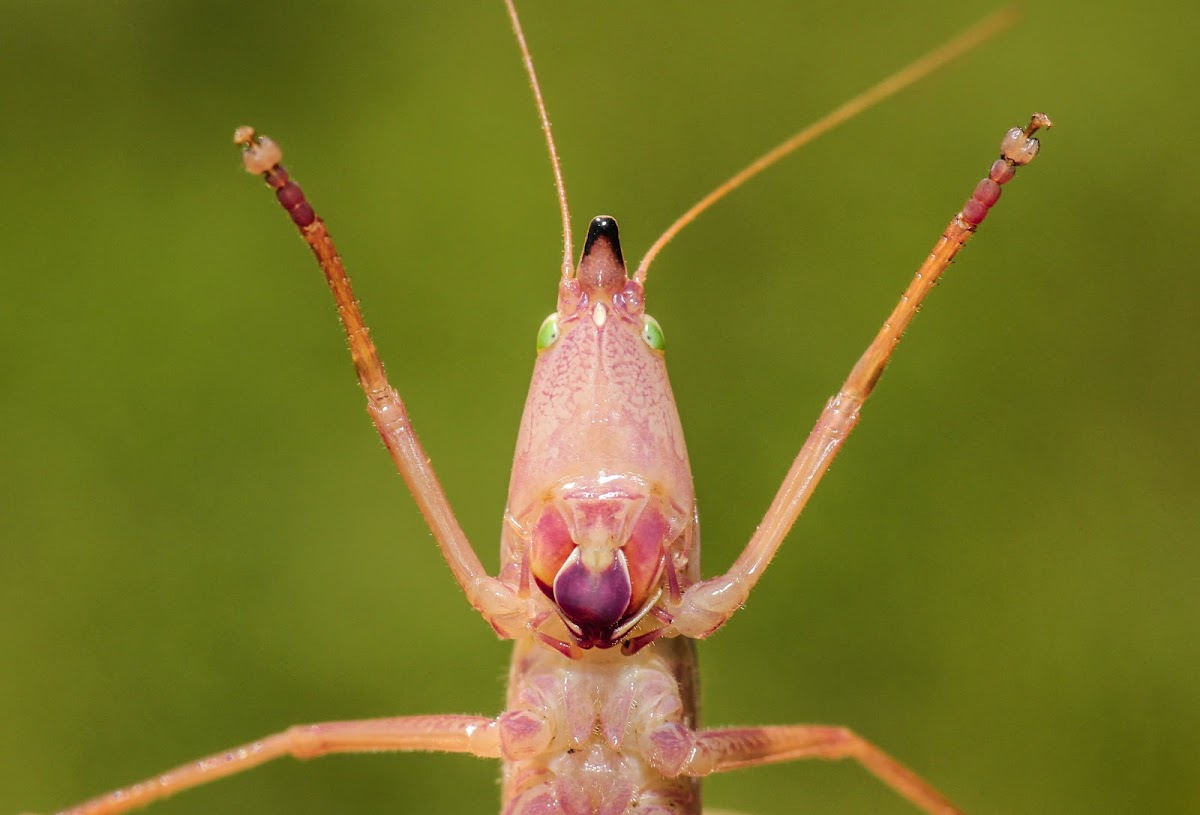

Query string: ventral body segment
[504,217,698,651]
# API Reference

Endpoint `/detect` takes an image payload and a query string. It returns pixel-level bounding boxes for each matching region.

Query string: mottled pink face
[529,477,677,649]
[506,216,697,651]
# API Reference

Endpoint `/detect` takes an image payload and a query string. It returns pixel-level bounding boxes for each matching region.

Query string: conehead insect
[24,2,1051,814]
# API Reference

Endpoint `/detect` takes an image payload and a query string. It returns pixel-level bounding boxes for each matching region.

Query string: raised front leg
[651,723,963,815]
[670,115,1051,640]
[233,129,543,639]
[26,714,502,815]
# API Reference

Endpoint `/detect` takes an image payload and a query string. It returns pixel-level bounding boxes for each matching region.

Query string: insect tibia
[233,126,315,228]
[682,114,1053,645]
[959,112,1052,228]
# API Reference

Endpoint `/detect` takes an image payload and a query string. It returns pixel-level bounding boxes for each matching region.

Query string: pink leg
[31,714,499,815]
[233,130,540,640]
[670,115,1051,640]
[665,724,963,815]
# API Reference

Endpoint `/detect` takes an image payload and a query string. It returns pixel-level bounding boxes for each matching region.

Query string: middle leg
[647,722,965,815]
[38,713,503,815]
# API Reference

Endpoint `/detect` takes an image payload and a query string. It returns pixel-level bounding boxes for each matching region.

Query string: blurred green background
[2,1,1196,813]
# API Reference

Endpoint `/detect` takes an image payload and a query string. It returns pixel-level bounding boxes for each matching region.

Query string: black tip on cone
[582,216,624,266]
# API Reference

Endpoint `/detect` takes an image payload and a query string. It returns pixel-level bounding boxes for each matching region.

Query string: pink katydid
[26,2,1050,814]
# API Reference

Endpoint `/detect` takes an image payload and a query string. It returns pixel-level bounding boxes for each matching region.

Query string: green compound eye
[642,315,665,352]
[536,313,560,351]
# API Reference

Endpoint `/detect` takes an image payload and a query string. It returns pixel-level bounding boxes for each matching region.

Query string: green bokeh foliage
[2,2,1197,813]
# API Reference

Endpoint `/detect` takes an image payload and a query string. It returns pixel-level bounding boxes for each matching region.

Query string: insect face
[513,216,696,650]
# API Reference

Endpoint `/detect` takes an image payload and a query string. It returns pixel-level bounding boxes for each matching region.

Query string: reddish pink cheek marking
[623,506,669,614]
[530,504,574,597]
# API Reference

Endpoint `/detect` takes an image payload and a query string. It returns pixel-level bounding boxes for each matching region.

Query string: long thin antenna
[634,7,1018,283]
[504,0,574,280]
